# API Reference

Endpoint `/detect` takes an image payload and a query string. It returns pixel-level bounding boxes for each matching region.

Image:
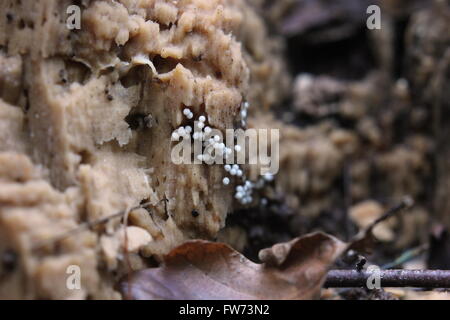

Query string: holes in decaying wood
[160,198,169,221]
[20,88,30,114]
[191,209,200,218]
[66,60,91,84]
[141,255,159,268]
[73,0,82,8]
[104,88,114,101]
[6,13,14,24]
[4,10,34,30]
[139,198,151,208]
[205,202,214,212]
[58,59,92,86]
[119,55,180,90]
[152,55,179,74]
[18,19,34,30]
[1,249,18,274]
[125,113,153,131]
[158,22,175,32]
[119,65,147,89]
[77,149,92,165]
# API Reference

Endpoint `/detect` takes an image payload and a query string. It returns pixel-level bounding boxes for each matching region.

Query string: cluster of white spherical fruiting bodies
[240,101,250,127]
[170,102,275,205]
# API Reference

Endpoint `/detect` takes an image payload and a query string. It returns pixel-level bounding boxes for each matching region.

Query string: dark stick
[325,270,450,288]
[368,196,414,232]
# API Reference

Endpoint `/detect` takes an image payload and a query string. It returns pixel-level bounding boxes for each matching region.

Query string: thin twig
[32,201,155,250]
[349,196,415,254]
[367,196,414,233]
[325,269,450,288]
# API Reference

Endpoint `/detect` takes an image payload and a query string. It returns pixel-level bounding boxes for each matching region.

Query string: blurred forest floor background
[220,0,450,300]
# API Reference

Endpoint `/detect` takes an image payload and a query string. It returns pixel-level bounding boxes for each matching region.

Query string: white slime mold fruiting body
[170,101,276,205]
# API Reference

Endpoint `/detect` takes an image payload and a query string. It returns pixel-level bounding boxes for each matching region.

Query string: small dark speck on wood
[6,13,14,23]
[192,210,199,218]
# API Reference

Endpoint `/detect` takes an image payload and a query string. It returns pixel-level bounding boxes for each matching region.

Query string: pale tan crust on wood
[0,0,288,299]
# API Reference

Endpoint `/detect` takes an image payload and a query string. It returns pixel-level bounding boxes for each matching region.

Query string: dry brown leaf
[121,232,346,300]
[120,200,412,300]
